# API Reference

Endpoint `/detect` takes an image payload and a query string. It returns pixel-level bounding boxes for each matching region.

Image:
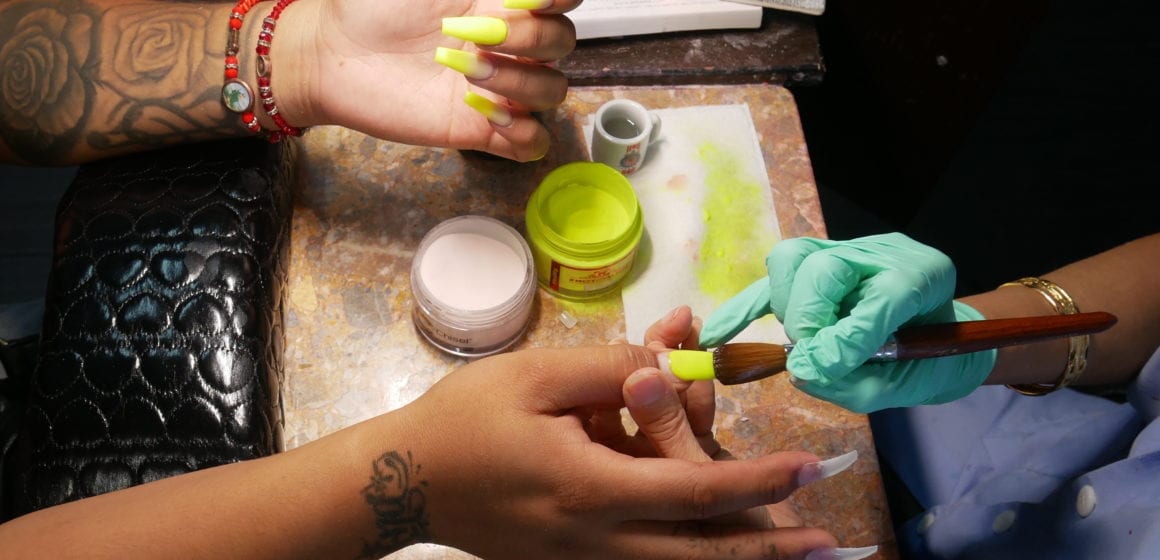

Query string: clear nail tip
[805,545,879,560]
[798,450,859,485]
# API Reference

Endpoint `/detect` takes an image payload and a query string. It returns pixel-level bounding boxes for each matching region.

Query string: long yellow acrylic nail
[442,16,509,46]
[659,350,716,381]
[434,47,496,80]
[464,92,513,127]
[504,0,553,9]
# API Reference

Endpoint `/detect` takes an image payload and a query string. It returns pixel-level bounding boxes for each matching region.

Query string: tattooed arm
[0,0,581,166]
[0,1,253,165]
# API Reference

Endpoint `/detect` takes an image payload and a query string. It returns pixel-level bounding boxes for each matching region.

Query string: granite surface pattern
[285,85,897,559]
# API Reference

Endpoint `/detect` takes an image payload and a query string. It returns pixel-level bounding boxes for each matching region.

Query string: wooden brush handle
[892,311,1117,360]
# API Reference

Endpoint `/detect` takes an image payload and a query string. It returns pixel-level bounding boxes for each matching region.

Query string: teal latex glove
[699,233,996,413]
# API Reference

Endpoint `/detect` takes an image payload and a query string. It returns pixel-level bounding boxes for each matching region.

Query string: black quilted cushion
[3,138,296,518]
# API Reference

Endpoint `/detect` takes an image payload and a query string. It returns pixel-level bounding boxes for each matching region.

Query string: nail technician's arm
[0,344,844,559]
[0,0,576,165]
[698,232,1160,413]
[960,232,1160,388]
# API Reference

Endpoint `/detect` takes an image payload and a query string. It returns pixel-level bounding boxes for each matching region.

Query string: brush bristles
[711,343,788,385]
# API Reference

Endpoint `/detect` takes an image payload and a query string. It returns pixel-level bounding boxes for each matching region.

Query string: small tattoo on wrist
[358,450,429,559]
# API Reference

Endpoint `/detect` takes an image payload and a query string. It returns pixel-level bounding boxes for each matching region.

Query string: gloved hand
[699,233,995,413]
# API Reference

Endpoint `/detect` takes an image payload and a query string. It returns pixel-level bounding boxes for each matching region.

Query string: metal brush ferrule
[867,339,899,361]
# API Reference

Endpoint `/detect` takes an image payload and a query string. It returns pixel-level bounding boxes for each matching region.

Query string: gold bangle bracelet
[998,277,1090,396]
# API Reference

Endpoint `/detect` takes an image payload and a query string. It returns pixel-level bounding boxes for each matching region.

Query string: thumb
[624,368,776,529]
[698,278,774,347]
[623,368,708,461]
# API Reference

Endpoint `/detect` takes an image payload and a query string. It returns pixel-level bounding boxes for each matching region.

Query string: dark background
[796,0,1158,298]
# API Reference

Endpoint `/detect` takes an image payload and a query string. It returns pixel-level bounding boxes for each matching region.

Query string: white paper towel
[584,103,789,346]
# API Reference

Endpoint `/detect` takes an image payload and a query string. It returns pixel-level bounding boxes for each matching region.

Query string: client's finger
[624,368,707,461]
[610,522,840,560]
[599,450,824,522]
[462,91,550,162]
[436,48,567,112]
[499,13,575,60]
[502,0,585,15]
[643,305,697,351]
[684,380,719,451]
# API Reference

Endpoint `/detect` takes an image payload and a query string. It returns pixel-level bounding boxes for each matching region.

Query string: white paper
[724,0,825,15]
[584,104,788,346]
[568,0,763,40]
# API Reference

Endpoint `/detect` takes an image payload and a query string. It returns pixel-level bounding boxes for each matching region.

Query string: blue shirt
[871,345,1160,559]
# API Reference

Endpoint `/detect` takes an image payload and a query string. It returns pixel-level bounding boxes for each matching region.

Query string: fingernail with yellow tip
[504,0,553,9]
[435,47,496,80]
[657,350,715,381]
[463,92,513,127]
[442,16,509,46]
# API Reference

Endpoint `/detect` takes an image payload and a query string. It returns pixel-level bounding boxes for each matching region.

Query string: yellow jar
[524,162,644,300]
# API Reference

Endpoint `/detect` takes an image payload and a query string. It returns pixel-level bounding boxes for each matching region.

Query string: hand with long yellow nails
[0,0,579,165]
[274,0,580,162]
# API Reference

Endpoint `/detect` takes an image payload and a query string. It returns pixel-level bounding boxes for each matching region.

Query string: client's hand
[623,306,805,529]
[279,0,580,161]
[699,233,996,413]
[589,306,716,460]
[402,341,842,559]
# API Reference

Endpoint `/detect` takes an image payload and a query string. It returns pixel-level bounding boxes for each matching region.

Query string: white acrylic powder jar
[410,215,536,357]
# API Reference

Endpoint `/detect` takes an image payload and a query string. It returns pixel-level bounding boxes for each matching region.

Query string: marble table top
[283,84,897,559]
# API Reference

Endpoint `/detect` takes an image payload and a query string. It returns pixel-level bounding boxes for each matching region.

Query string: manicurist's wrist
[960,288,1071,387]
[959,284,1059,322]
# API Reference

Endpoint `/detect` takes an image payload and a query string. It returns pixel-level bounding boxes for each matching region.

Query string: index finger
[643,305,698,351]
[698,278,773,348]
[764,236,835,323]
[501,344,659,412]
[781,249,863,341]
[479,12,576,61]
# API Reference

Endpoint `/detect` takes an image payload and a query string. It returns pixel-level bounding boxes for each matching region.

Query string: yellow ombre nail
[504,0,553,9]
[442,16,509,46]
[434,47,496,80]
[464,92,513,127]
[662,350,716,381]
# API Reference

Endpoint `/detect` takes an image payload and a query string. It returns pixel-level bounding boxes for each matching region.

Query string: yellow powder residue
[695,142,778,301]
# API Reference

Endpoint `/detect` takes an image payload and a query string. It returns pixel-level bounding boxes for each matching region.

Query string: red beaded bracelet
[221,0,263,134]
[256,0,306,142]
